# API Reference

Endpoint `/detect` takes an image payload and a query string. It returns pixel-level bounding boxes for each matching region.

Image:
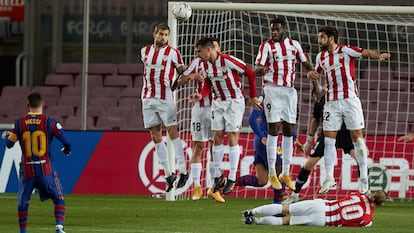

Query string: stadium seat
[104,75,133,88]
[78,105,106,119]
[58,96,82,114]
[13,105,28,116]
[88,96,118,107]
[94,116,126,131]
[0,105,14,118]
[106,106,137,118]
[118,97,141,109]
[45,74,74,87]
[119,87,141,98]
[64,116,94,130]
[42,95,59,108]
[61,86,83,97]
[0,114,18,124]
[55,63,82,75]
[0,96,27,107]
[90,87,120,98]
[32,86,60,97]
[1,86,30,98]
[89,63,117,75]
[363,67,392,80]
[133,75,144,88]
[46,105,75,119]
[358,79,377,90]
[377,122,408,135]
[393,66,413,80]
[117,63,144,76]
[379,80,409,91]
[74,74,104,87]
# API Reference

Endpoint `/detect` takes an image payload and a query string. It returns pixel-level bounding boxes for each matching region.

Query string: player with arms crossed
[255,17,320,191]
[189,37,261,196]
[2,91,71,233]
[141,23,189,192]
[243,190,386,227]
[308,26,391,194]
[176,38,225,202]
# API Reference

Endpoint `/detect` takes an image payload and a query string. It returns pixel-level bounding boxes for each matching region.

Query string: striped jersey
[5,112,71,178]
[199,52,256,101]
[255,37,308,87]
[183,57,212,107]
[325,192,374,227]
[315,45,363,101]
[140,44,185,100]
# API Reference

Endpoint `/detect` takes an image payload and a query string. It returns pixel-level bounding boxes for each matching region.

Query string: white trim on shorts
[191,105,212,142]
[323,97,365,131]
[263,84,297,124]
[142,98,177,128]
[289,199,326,226]
[211,98,244,132]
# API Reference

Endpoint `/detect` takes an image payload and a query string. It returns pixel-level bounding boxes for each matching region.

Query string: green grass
[0,193,413,233]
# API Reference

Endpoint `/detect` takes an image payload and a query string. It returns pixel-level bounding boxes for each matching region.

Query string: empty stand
[88,63,117,75]
[94,116,126,131]
[0,96,27,107]
[46,105,75,119]
[104,75,133,88]
[1,86,30,98]
[362,67,393,80]
[64,116,94,130]
[119,87,140,98]
[0,105,14,118]
[118,97,141,109]
[89,87,120,98]
[394,66,413,80]
[78,105,106,119]
[55,63,82,75]
[61,86,83,97]
[45,74,74,87]
[58,96,82,114]
[88,96,118,107]
[117,63,144,76]
[74,74,104,87]
[32,86,60,97]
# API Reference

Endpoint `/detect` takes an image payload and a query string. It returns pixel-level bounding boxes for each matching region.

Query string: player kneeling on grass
[243,190,386,227]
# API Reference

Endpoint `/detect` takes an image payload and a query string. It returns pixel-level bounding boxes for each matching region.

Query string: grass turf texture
[0,194,413,233]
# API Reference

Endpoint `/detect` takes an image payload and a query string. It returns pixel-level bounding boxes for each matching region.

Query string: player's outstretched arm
[398,133,414,142]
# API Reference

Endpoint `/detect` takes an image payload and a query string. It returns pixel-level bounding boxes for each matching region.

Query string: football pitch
[0,193,413,233]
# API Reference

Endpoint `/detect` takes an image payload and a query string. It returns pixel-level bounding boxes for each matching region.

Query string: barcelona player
[2,91,71,233]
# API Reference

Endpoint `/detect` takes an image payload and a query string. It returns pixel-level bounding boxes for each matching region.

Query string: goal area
[168,1,414,201]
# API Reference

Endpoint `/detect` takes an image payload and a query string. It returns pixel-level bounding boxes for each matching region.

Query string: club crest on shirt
[162,55,168,61]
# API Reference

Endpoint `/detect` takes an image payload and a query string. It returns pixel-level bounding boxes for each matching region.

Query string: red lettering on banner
[0,0,24,21]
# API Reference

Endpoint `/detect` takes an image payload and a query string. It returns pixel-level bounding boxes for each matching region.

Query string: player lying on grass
[243,190,386,227]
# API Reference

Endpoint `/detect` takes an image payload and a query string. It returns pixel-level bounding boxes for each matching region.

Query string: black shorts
[309,128,354,158]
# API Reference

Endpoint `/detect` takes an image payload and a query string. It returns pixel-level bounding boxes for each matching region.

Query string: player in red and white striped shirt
[307,26,391,194]
[189,37,262,196]
[176,38,225,202]
[140,23,189,192]
[243,190,386,227]
[255,17,320,192]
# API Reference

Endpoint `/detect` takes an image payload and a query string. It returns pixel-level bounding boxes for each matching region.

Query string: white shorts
[211,98,244,132]
[191,104,212,142]
[323,97,365,131]
[289,199,326,226]
[263,84,297,124]
[142,98,177,129]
